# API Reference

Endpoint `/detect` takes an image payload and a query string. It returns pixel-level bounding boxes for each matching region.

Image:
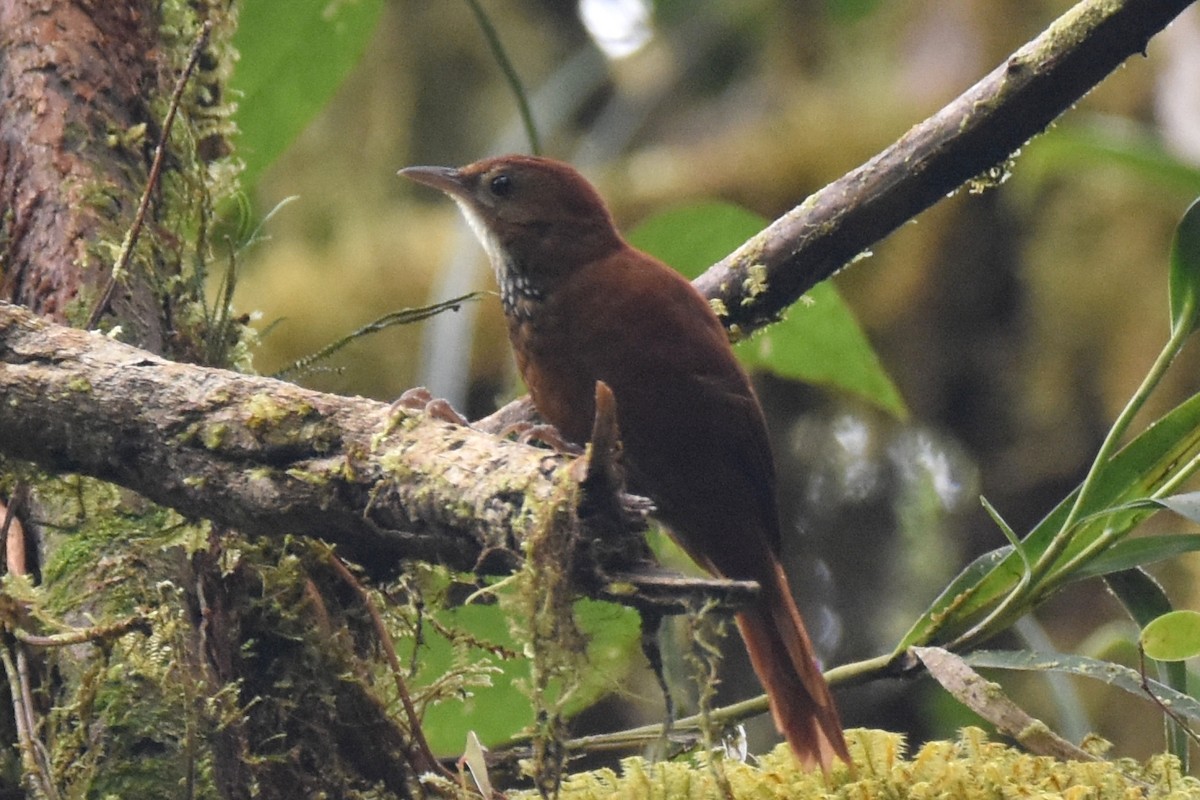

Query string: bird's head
[400,156,624,309]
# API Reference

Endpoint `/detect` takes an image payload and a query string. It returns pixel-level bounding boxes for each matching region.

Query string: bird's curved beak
[398,165,467,198]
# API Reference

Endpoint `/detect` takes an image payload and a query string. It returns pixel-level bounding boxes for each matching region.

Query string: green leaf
[963,649,1200,724]
[735,282,906,417]
[1113,573,1190,767]
[627,202,906,417]
[1141,610,1200,662]
[896,391,1200,651]
[1073,533,1200,579]
[1019,121,1200,197]
[898,545,1018,647]
[230,0,385,190]
[1169,197,1200,336]
[407,598,640,755]
[1104,568,1173,629]
[626,202,762,282]
[1106,569,1189,765]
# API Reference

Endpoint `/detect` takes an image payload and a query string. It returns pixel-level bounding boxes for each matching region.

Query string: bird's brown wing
[546,249,784,575]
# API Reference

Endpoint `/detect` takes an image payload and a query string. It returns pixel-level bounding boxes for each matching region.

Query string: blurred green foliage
[231,0,384,190]
[404,596,641,755]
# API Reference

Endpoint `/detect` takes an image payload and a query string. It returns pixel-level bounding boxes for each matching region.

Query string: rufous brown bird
[401,155,849,773]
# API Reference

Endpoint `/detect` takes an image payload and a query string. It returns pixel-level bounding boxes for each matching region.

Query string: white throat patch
[454,199,505,279]
[453,199,542,319]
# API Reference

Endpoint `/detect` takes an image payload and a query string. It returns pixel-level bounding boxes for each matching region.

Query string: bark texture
[0,301,585,576]
[0,0,169,347]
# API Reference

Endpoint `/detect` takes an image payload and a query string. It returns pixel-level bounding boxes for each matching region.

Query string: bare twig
[463,0,540,155]
[1138,643,1200,747]
[272,292,486,380]
[0,489,59,800]
[11,614,150,648]
[327,554,453,782]
[0,643,52,799]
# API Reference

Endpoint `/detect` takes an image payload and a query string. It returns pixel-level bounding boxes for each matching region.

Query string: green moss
[0,3,294,796]
[503,470,590,794]
[13,473,219,796]
[378,409,423,445]
[740,263,768,307]
[202,422,229,449]
[965,158,1015,195]
[70,0,246,361]
[207,389,232,405]
[105,121,148,151]
[284,467,330,485]
[376,450,413,478]
[244,393,297,429]
[175,420,203,446]
[526,728,1197,799]
[0,206,12,264]
[40,497,193,616]
[242,394,340,453]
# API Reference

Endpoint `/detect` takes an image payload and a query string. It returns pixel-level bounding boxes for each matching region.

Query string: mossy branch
[0,302,608,577]
[0,300,780,624]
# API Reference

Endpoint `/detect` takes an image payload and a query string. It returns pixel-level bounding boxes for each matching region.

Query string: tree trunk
[0,2,431,797]
[1,0,168,347]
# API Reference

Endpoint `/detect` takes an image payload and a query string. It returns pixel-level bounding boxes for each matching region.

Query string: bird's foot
[474,395,538,435]
[390,387,470,426]
[499,421,583,455]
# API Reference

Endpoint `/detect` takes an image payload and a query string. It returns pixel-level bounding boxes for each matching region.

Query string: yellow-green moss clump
[529,728,1199,799]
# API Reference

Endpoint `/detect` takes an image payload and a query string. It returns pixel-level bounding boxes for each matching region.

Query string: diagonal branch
[695,0,1198,333]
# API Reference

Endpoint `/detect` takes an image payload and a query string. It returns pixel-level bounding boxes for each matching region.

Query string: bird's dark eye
[489,173,512,197]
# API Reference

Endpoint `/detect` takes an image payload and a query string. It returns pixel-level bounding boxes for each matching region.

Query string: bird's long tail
[734,561,849,774]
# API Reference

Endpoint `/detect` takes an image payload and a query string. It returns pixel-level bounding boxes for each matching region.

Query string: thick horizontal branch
[696,0,1197,333]
[0,301,590,575]
[0,302,775,614]
[0,301,765,615]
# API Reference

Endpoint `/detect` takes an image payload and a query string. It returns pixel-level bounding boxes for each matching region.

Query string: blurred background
[228,0,1200,764]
